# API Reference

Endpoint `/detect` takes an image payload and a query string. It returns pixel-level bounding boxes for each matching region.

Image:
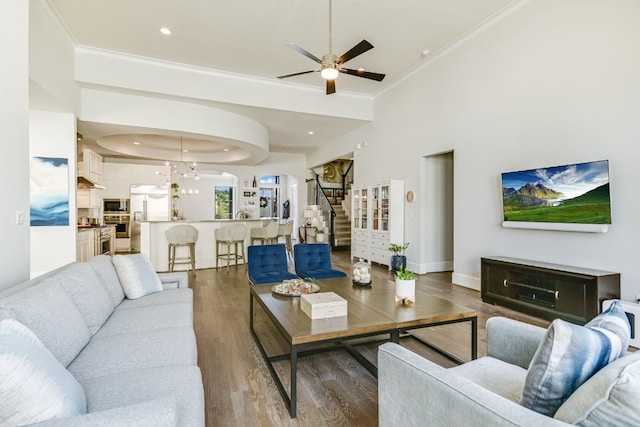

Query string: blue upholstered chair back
[247,244,299,285]
[293,243,347,279]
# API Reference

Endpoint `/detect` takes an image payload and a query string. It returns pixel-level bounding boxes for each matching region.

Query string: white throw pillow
[0,318,87,425]
[112,254,163,299]
[554,351,640,426]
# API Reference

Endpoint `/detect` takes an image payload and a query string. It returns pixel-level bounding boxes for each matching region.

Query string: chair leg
[190,243,196,276]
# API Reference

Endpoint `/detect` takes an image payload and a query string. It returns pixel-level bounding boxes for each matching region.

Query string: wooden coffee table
[249,276,477,418]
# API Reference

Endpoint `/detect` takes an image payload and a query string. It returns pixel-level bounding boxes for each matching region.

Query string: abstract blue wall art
[30,157,69,226]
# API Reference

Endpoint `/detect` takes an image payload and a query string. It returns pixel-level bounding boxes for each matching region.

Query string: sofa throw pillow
[554,351,640,426]
[112,254,163,299]
[0,318,87,425]
[520,301,630,416]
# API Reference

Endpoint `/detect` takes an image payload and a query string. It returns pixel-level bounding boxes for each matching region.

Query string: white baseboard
[412,261,453,275]
[452,272,480,291]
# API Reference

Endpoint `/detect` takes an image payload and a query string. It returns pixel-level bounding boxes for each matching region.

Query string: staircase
[331,202,351,250]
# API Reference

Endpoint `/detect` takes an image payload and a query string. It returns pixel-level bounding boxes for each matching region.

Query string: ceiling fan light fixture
[321,67,339,80]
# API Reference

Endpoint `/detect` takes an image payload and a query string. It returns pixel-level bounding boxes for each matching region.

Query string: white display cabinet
[351,180,404,268]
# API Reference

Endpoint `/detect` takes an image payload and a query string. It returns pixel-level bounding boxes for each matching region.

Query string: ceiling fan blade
[286,43,323,65]
[326,80,336,95]
[336,40,374,65]
[340,68,386,82]
[277,70,318,79]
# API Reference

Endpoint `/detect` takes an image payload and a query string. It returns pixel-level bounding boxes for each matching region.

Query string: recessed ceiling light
[160,27,171,36]
[421,49,430,57]
[133,141,140,145]
[308,131,314,135]
[223,148,230,152]
[183,149,188,153]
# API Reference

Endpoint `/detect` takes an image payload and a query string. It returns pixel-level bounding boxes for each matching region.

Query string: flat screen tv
[501,160,611,229]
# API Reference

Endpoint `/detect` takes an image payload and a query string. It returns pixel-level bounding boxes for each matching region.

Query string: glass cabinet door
[361,188,368,230]
[381,185,389,231]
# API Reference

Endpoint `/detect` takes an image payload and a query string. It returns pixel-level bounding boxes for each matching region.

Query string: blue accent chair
[293,243,347,280]
[247,244,299,285]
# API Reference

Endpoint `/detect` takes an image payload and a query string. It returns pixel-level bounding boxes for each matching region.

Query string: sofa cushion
[93,302,193,339]
[112,254,163,299]
[0,319,87,425]
[54,263,114,336]
[449,356,527,403]
[554,351,640,426]
[68,327,198,381]
[520,301,630,416]
[0,279,91,367]
[115,288,193,311]
[88,255,125,308]
[79,365,203,427]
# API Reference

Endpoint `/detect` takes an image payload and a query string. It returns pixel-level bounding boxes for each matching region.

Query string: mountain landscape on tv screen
[502,161,611,224]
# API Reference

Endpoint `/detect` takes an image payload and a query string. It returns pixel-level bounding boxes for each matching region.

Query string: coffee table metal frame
[249,279,477,418]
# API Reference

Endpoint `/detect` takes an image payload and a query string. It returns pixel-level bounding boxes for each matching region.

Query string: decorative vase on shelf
[252,176,257,187]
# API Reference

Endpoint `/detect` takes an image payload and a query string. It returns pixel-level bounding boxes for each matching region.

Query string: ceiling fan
[277,0,386,95]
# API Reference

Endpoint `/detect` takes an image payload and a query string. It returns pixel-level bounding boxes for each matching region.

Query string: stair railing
[313,175,337,249]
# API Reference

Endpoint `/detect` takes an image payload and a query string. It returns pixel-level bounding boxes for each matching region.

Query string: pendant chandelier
[155,137,200,194]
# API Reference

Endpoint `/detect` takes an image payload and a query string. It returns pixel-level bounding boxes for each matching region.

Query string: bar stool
[277,220,294,258]
[166,224,198,276]
[250,221,279,245]
[215,223,247,271]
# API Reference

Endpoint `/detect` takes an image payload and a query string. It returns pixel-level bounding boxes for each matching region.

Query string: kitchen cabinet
[351,180,404,268]
[77,229,96,262]
[77,188,103,208]
[80,149,103,185]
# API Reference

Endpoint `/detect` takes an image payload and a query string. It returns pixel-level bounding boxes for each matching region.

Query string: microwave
[104,199,129,213]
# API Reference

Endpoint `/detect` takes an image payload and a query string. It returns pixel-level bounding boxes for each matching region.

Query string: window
[215,186,233,219]
[259,175,279,184]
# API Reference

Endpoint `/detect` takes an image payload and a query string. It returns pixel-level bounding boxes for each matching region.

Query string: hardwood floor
[192,251,548,426]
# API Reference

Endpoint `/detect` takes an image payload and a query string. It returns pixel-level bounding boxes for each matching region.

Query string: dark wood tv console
[481,257,620,325]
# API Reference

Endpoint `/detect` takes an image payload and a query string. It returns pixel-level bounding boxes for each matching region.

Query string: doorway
[420,151,454,272]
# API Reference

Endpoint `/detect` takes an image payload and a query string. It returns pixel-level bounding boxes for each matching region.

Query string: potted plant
[389,242,410,273]
[395,265,416,305]
[315,227,326,243]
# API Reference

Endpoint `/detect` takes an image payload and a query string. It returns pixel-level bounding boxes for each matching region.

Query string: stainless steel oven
[104,215,130,238]
[99,227,112,255]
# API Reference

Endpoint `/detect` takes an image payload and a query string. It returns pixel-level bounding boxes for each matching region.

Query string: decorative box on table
[300,292,347,319]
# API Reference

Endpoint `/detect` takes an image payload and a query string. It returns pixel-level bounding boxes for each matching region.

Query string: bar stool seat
[166,224,198,276]
[215,223,247,271]
[277,220,294,258]
[250,221,279,245]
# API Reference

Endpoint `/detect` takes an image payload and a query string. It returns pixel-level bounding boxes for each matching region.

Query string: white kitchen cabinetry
[77,229,96,262]
[80,149,103,185]
[77,188,103,208]
[351,180,404,268]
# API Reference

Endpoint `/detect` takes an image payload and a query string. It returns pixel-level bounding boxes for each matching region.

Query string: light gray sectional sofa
[379,312,639,427]
[0,254,204,426]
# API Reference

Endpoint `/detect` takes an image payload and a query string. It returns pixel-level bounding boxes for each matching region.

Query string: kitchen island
[140,219,279,271]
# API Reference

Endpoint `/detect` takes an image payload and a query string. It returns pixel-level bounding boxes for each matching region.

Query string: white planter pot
[395,278,415,304]
[316,233,326,243]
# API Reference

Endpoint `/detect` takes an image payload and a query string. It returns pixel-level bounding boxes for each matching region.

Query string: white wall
[29,0,79,114]
[0,1,30,290]
[331,0,640,299]
[29,111,77,277]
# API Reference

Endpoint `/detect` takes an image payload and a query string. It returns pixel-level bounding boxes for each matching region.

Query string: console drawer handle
[503,279,508,287]
[555,290,559,299]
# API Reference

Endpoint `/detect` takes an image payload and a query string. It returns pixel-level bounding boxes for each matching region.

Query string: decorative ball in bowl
[352,261,372,286]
